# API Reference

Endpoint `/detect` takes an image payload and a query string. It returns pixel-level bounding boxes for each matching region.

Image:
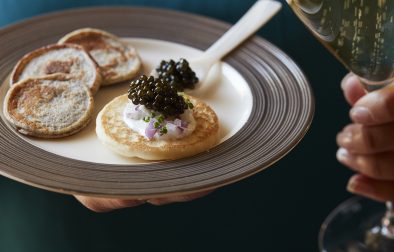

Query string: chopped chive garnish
[185,99,194,109]
[143,116,150,122]
[154,122,160,128]
[160,126,168,135]
[157,115,164,123]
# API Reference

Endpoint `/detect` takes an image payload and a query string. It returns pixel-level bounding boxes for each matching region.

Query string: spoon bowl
[151,0,282,91]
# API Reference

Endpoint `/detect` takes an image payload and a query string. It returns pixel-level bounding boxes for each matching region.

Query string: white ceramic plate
[0,38,253,165]
[0,7,314,198]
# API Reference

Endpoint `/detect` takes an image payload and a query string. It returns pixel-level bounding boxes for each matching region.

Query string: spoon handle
[202,0,282,64]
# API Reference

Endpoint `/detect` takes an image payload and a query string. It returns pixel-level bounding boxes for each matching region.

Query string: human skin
[337,73,394,202]
[74,190,213,212]
[75,73,394,210]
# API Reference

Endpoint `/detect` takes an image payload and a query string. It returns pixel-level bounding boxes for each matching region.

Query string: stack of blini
[3,28,141,138]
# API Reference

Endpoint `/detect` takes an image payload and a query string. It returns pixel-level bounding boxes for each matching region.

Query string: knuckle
[360,126,377,152]
[75,196,112,212]
[83,201,110,213]
[360,156,383,179]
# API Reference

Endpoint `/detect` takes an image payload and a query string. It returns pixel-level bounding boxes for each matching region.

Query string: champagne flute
[287,0,394,251]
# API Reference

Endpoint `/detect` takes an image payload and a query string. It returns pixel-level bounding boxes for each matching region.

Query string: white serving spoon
[152,0,282,90]
[191,0,282,84]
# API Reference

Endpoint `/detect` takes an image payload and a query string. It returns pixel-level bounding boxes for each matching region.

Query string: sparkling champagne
[288,0,394,83]
[288,1,394,251]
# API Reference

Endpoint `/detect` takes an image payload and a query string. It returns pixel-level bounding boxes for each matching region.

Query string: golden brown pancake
[58,28,141,85]
[4,75,94,138]
[10,43,101,94]
[96,94,220,160]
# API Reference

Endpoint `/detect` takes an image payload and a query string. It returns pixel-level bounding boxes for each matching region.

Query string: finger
[147,190,213,206]
[337,123,394,154]
[347,174,394,202]
[74,195,145,213]
[337,148,394,180]
[350,83,394,125]
[341,73,366,106]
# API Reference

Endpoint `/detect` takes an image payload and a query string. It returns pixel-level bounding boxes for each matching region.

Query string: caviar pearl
[156,58,198,91]
[128,75,190,117]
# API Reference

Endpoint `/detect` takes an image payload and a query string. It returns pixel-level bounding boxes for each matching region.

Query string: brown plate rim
[0,6,315,198]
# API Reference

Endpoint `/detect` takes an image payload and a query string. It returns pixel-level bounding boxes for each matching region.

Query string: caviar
[128,75,191,117]
[156,58,198,91]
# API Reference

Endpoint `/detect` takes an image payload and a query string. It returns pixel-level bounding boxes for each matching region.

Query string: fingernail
[350,107,374,124]
[347,175,375,195]
[341,73,357,90]
[337,131,353,146]
[337,148,350,162]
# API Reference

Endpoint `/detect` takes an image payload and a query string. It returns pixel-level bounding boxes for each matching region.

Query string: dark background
[0,0,353,251]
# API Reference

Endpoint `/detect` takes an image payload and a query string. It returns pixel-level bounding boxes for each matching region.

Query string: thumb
[341,73,366,106]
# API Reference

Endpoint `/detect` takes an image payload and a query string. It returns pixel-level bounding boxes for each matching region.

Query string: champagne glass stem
[358,74,394,250]
[364,201,394,251]
[381,201,394,238]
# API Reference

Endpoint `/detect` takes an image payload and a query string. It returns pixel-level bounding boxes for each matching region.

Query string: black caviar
[128,75,192,117]
[156,58,198,91]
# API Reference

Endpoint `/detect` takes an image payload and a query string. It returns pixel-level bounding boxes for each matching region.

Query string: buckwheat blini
[96,76,220,160]
[96,94,220,160]
[58,28,142,85]
[10,44,102,94]
[4,75,94,138]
